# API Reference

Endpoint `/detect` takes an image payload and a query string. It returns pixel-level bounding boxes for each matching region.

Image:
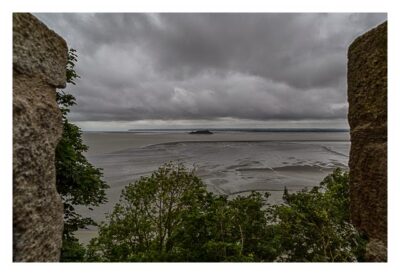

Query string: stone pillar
[13,13,67,261]
[347,21,387,261]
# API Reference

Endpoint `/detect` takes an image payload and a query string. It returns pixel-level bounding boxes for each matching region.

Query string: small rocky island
[189,130,213,135]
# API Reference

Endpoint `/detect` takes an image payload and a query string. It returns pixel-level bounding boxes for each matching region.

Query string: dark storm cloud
[35,13,386,123]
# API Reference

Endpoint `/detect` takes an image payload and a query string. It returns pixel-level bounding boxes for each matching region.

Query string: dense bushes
[84,163,366,262]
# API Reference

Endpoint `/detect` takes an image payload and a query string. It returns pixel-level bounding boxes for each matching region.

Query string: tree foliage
[86,164,365,262]
[272,169,366,262]
[87,163,206,261]
[55,48,109,261]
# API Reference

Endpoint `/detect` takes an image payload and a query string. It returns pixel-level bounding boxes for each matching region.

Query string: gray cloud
[35,13,386,125]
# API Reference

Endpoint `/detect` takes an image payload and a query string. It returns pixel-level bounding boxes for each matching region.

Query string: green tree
[170,191,278,262]
[87,163,207,261]
[272,168,366,262]
[87,163,276,262]
[56,48,109,262]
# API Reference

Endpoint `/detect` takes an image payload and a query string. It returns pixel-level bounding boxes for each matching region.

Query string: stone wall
[13,13,67,262]
[347,21,387,262]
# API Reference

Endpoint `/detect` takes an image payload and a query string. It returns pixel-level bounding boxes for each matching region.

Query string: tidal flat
[76,130,350,243]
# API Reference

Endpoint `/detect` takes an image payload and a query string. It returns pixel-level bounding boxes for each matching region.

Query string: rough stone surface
[13,13,67,88]
[347,21,387,262]
[365,239,387,262]
[13,13,67,262]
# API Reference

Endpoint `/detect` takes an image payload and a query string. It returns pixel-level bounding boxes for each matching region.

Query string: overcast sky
[35,13,386,130]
